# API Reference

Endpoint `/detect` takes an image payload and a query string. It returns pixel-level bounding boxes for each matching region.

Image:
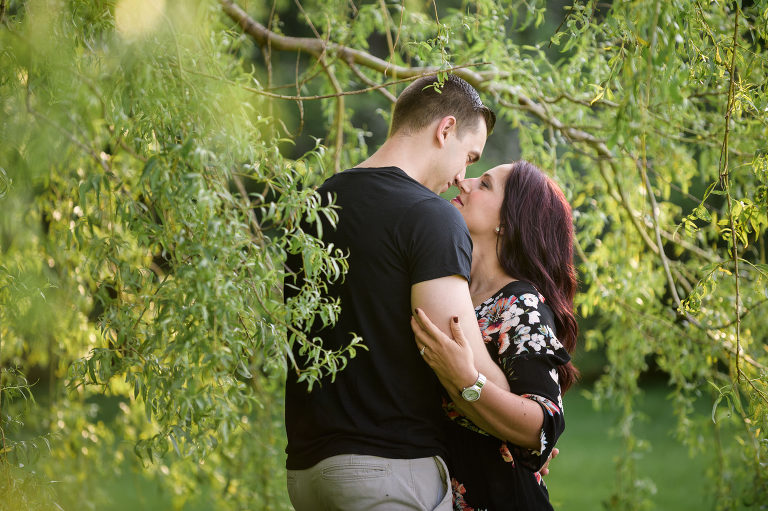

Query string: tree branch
[348,62,396,103]
[319,58,344,173]
[185,67,484,101]
[720,7,743,381]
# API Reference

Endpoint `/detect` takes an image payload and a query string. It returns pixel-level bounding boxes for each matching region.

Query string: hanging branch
[319,58,345,173]
[720,7,743,381]
[638,0,683,311]
[638,151,682,307]
[231,174,266,248]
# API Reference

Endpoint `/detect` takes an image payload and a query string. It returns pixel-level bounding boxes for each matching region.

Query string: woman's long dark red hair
[497,161,579,392]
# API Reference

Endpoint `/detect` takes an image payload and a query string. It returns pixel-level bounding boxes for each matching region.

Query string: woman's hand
[411,308,479,394]
[413,308,546,450]
[539,448,559,477]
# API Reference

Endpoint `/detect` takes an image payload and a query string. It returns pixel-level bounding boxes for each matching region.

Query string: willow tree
[1,0,766,510]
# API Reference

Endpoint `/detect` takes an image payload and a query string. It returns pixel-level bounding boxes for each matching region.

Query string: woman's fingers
[410,315,424,335]
[413,308,452,344]
[539,448,560,476]
[449,316,467,347]
[413,307,437,333]
[410,316,435,361]
[414,309,447,346]
[410,316,430,345]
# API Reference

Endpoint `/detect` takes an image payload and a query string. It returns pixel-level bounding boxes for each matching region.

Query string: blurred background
[1,0,766,510]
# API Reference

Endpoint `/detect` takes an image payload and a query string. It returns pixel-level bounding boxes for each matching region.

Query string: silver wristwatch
[460,372,486,402]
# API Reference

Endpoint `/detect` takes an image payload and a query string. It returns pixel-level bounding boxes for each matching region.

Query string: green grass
[547,383,717,510]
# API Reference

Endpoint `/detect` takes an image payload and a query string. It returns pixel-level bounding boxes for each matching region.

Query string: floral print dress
[446,281,569,511]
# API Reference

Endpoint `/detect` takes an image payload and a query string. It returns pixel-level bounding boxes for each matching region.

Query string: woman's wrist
[457,369,480,393]
[438,370,478,397]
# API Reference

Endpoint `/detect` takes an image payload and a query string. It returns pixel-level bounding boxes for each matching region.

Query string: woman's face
[451,163,513,237]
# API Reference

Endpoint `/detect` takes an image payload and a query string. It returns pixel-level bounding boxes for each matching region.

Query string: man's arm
[411,276,509,392]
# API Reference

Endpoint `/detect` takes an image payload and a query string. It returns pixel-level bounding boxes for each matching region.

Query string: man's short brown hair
[390,74,496,138]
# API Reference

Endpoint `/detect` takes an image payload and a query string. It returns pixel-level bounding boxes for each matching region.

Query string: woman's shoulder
[476,280,552,317]
[475,280,566,360]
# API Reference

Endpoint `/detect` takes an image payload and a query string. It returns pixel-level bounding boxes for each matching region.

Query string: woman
[412,160,578,510]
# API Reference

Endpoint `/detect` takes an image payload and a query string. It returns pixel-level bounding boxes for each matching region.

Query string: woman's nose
[455,178,470,193]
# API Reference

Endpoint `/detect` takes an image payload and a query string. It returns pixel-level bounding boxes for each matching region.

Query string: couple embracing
[284,74,578,511]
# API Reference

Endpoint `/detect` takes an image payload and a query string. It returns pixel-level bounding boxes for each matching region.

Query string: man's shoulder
[321,167,425,193]
[320,167,448,207]
[406,194,466,223]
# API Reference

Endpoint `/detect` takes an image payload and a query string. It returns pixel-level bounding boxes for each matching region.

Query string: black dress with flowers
[446,281,569,511]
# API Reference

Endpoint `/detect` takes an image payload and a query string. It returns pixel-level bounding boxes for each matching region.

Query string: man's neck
[358,135,433,188]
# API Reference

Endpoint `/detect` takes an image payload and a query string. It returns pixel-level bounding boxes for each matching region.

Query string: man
[284,74,508,510]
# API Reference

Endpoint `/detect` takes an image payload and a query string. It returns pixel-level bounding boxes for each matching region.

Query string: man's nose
[454,178,470,193]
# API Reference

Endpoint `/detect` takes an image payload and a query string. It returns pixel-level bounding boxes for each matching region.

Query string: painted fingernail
[453,316,459,323]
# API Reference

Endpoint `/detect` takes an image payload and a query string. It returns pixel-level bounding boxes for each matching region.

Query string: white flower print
[516,325,531,336]
[549,368,559,383]
[558,391,564,411]
[549,336,563,350]
[529,333,546,352]
[528,310,541,324]
[509,303,525,317]
[533,430,547,456]
[521,293,539,307]
[514,336,529,354]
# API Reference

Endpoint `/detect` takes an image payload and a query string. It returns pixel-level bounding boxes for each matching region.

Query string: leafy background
[1,0,766,509]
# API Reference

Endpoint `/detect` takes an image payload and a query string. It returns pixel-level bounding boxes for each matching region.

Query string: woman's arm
[411,309,544,449]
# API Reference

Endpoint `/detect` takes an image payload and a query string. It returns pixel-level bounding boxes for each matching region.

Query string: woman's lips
[451,197,463,206]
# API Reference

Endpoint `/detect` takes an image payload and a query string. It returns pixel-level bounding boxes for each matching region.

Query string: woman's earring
[495,226,501,234]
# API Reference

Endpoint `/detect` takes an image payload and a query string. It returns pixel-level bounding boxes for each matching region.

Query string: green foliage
[1,0,767,509]
[0,367,60,510]
[1,1,346,508]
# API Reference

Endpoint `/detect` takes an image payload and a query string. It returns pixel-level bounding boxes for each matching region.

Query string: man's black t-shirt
[284,166,473,470]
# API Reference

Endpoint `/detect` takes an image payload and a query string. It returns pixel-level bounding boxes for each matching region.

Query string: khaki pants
[287,454,452,511]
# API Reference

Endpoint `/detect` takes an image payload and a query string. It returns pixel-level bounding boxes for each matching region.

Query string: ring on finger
[419,346,426,356]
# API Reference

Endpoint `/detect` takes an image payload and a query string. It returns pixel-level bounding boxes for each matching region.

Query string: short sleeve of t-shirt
[399,197,472,285]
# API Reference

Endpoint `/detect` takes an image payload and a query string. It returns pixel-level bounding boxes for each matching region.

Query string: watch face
[462,388,480,401]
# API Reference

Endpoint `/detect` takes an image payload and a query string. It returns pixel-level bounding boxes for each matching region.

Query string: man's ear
[435,116,457,147]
